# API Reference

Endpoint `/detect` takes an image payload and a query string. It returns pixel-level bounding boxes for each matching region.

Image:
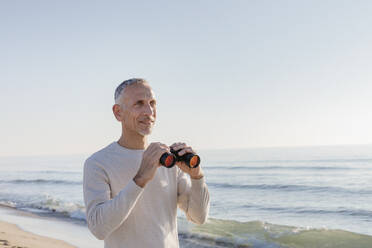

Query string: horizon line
[1,143,372,158]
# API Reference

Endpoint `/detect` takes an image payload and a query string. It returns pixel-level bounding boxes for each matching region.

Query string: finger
[170,142,182,148]
[172,143,187,151]
[148,142,161,150]
[159,143,169,150]
[147,143,167,155]
[156,147,170,160]
[170,142,182,149]
[149,142,169,152]
[178,147,193,156]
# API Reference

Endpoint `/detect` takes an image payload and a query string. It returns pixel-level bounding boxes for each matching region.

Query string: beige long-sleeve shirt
[83,142,210,248]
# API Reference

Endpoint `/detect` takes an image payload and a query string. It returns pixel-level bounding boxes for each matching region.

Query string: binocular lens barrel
[189,155,200,168]
[159,153,176,168]
[181,153,200,168]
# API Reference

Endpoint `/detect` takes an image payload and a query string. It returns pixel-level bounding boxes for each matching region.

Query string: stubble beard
[138,129,152,136]
[137,123,154,136]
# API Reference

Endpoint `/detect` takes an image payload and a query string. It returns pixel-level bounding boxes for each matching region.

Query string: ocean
[0,144,371,248]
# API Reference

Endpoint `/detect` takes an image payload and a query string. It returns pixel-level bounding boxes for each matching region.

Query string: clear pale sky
[1,1,372,156]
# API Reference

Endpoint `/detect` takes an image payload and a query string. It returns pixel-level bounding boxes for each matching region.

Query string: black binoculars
[159,148,200,169]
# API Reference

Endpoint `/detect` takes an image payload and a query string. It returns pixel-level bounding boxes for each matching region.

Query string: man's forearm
[185,177,210,224]
[85,180,144,240]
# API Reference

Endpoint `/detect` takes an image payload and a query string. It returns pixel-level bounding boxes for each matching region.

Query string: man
[83,78,210,248]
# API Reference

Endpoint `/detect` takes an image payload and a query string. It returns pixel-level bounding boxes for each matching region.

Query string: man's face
[119,83,157,136]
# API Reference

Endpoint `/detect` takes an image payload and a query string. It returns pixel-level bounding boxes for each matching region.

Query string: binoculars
[159,148,200,169]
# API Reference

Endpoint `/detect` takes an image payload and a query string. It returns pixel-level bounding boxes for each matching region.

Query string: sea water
[0,144,371,247]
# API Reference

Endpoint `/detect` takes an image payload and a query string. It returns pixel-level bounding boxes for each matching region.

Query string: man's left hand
[170,142,204,180]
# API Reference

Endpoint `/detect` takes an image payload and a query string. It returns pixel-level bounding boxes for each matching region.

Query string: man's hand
[134,142,169,188]
[170,142,204,180]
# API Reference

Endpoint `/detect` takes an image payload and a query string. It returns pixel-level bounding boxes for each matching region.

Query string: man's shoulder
[84,142,116,168]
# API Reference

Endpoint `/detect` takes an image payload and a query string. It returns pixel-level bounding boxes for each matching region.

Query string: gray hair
[114,78,147,104]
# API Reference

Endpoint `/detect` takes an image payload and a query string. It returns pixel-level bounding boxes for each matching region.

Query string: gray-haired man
[83,78,210,247]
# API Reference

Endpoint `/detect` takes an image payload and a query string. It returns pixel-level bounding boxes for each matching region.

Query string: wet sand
[0,220,75,248]
[0,205,217,248]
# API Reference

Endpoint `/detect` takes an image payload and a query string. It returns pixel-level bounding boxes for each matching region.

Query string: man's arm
[83,158,144,240]
[83,142,169,240]
[170,142,210,224]
[177,169,210,224]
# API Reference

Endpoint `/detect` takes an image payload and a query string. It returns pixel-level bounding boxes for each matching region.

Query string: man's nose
[143,103,155,116]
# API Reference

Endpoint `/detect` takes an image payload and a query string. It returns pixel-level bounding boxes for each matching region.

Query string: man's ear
[112,104,122,121]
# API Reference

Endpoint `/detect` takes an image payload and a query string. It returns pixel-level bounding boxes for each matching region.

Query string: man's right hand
[133,142,169,188]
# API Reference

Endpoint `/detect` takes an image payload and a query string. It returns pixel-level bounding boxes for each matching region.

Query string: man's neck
[117,132,147,150]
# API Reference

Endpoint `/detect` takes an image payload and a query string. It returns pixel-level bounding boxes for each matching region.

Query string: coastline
[0,204,215,248]
[1,204,372,248]
[0,204,216,248]
[0,205,103,248]
[0,219,75,248]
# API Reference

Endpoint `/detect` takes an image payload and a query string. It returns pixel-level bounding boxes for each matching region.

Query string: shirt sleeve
[177,168,210,224]
[83,158,144,240]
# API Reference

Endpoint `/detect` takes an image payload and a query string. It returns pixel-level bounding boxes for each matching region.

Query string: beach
[0,205,217,248]
[0,204,76,248]
[0,205,102,248]
[0,219,74,248]
[2,203,372,248]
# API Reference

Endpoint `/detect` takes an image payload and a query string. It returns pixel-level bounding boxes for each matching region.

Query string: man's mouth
[140,120,154,125]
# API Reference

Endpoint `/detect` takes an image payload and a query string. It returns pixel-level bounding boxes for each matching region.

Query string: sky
[1,0,372,156]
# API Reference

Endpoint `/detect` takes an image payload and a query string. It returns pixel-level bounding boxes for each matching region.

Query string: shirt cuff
[191,176,206,188]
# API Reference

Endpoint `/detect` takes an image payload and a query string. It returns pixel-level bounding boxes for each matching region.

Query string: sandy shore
[0,220,75,248]
[0,204,219,248]
[0,204,102,248]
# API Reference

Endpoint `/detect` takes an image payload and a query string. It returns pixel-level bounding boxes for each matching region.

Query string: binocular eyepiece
[159,148,200,169]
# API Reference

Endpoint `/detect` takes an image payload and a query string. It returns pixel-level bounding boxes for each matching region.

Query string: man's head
[113,78,156,137]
